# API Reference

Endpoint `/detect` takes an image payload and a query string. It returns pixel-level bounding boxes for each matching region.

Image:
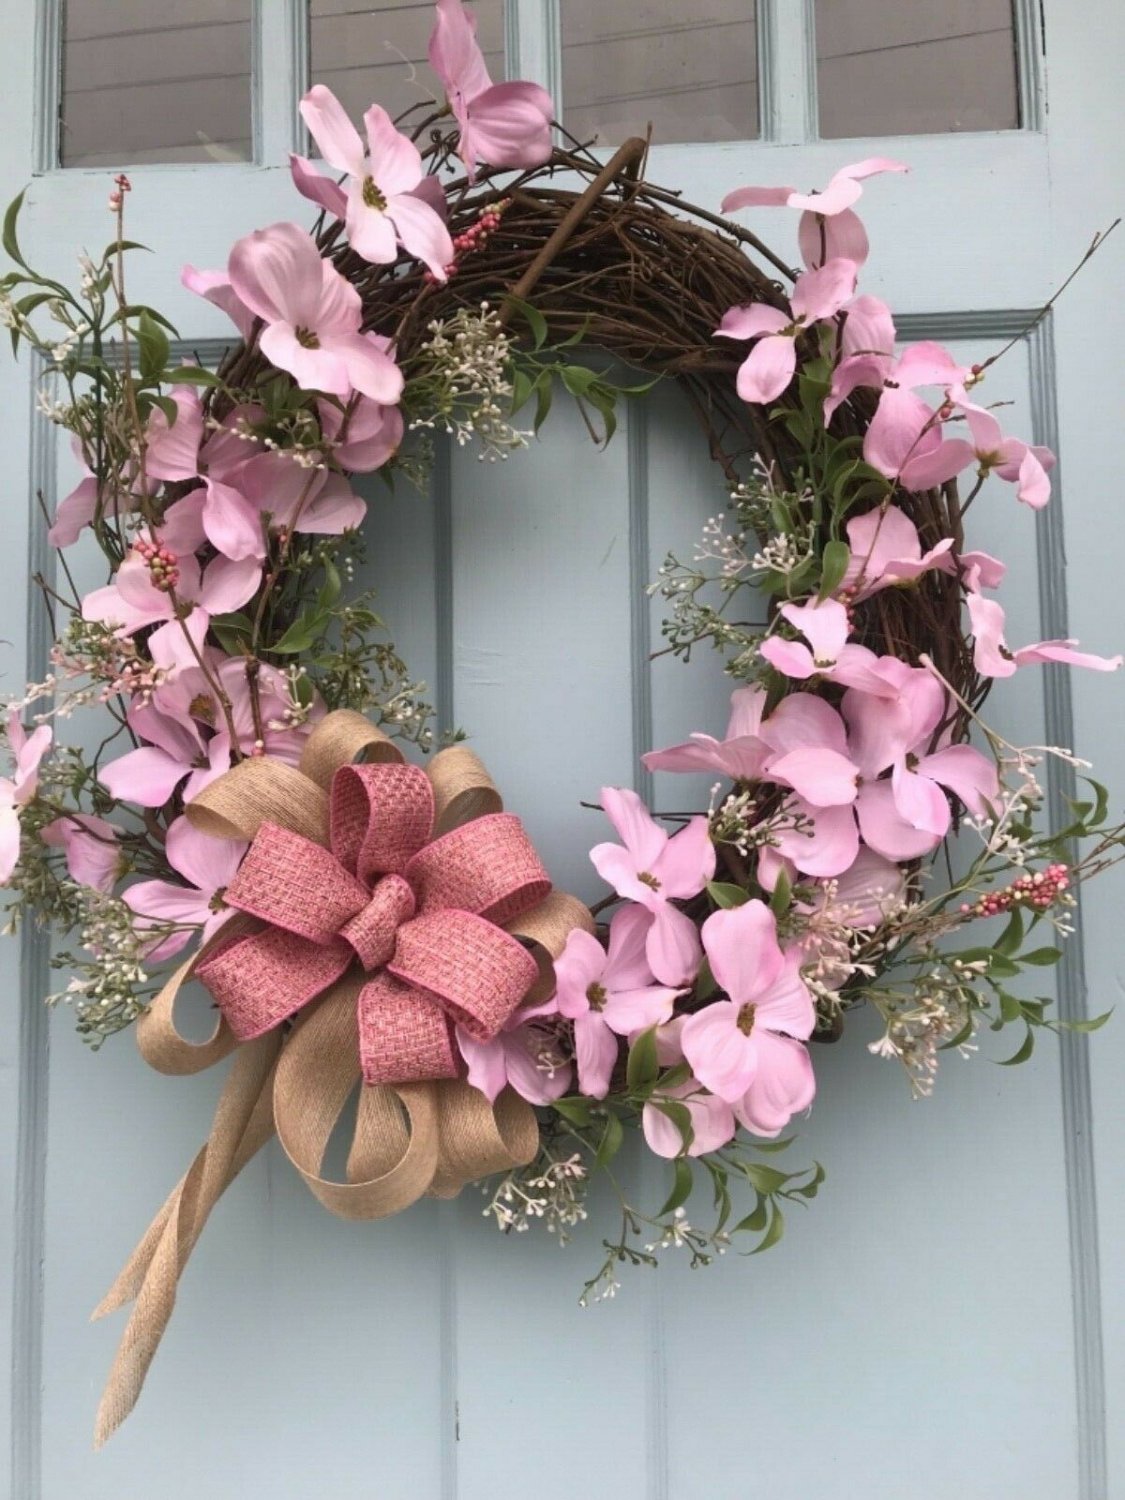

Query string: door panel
[2,2,1122,1496]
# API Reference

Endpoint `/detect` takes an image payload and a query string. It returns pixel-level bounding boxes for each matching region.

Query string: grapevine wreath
[2,0,1122,1446]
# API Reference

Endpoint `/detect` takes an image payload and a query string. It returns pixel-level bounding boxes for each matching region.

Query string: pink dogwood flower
[717,258,857,404]
[681,901,816,1134]
[200,451,365,563]
[124,815,247,961]
[555,905,682,1098]
[590,787,714,986]
[967,593,1122,679]
[723,158,908,269]
[41,814,123,893]
[915,394,1056,510]
[841,664,1000,860]
[759,596,902,694]
[839,504,955,600]
[429,0,554,179]
[0,711,52,882]
[294,86,453,277]
[227,221,404,403]
[457,994,573,1105]
[648,686,864,811]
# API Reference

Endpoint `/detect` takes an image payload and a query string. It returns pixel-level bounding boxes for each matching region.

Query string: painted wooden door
[1,2,1122,1496]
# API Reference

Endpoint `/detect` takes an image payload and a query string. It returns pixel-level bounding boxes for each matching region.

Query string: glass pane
[562,3,759,146]
[816,0,1019,138]
[61,0,252,167]
[310,0,505,130]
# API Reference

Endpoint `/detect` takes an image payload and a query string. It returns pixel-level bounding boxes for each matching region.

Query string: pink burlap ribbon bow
[92,710,593,1449]
[196,760,551,1085]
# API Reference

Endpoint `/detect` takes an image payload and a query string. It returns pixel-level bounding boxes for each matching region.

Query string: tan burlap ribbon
[92,710,593,1447]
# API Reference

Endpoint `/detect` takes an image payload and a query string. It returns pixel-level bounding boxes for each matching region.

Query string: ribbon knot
[195,759,552,1085]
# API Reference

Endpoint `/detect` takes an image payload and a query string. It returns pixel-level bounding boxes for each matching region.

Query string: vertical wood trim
[897,306,1106,1500]
[1013,0,1047,134]
[32,0,63,174]
[757,0,818,144]
[1027,315,1107,1500]
[509,0,561,103]
[438,1203,460,1500]
[628,405,654,805]
[10,356,55,1500]
[433,437,456,740]
[252,0,307,164]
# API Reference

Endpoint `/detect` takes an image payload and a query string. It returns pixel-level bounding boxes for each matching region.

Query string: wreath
[2,0,1121,1446]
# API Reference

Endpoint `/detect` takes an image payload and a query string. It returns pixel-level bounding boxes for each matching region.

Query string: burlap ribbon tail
[92,709,592,1448]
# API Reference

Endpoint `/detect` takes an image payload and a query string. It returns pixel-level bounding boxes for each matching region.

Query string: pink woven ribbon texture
[196,762,550,1084]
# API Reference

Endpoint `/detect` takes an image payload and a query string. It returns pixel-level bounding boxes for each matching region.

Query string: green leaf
[694,955,718,1001]
[1021,946,1062,967]
[733,1196,769,1234]
[595,1110,624,1168]
[650,1099,695,1156]
[657,1158,694,1216]
[2,189,29,270]
[270,615,324,654]
[533,372,553,433]
[504,295,548,351]
[317,558,342,612]
[509,366,534,415]
[744,1163,790,1195]
[654,1062,692,1092]
[166,365,225,387]
[998,1027,1036,1066]
[1063,1009,1113,1034]
[135,309,170,383]
[788,1162,826,1200]
[707,880,749,909]
[750,1203,786,1254]
[626,1026,660,1093]
[996,908,1024,957]
[769,865,793,918]
[817,539,851,601]
[559,364,598,398]
[553,1095,596,1128]
[988,953,1021,979]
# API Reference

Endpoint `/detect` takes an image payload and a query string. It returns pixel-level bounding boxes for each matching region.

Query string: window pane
[562,4,759,147]
[61,0,252,167]
[816,0,1019,138]
[310,0,504,130]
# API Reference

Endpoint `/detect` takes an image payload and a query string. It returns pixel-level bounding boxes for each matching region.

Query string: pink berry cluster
[134,537,179,592]
[108,172,131,212]
[960,862,1070,919]
[424,198,510,283]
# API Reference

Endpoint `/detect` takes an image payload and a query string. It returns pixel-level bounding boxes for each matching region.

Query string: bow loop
[406,813,550,923]
[387,909,539,1042]
[223,821,369,942]
[331,761,434,880]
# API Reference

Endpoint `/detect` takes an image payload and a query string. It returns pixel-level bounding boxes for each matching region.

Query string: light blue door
[1,2,1122,1496]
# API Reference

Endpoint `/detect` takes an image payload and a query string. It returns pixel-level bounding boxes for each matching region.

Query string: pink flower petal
[716,303,790,342]
[387,191,455,278]
[753,953,816,1039]
[789,257,857,323]
[645,903,703,988]
[918,744,999,816]
[573,1012,618,1099]
[702,900,785,1004]
[682,1003,759,1103]
[721,185,796,213]
[855,780,942,861]
[288,153,348,218]
[774,798,859,878]
[766,746,859,807]
[299,84,366,178]
[737,334,797,403]
[799,206,869,269]
[733,1033,816,1136]
[603,902,657,990]
[100,746,188,806]
[654,814,715,899]
[600,786,666,868]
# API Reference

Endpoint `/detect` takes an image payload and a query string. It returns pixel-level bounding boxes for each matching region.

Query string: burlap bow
[92,710,593,1448]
